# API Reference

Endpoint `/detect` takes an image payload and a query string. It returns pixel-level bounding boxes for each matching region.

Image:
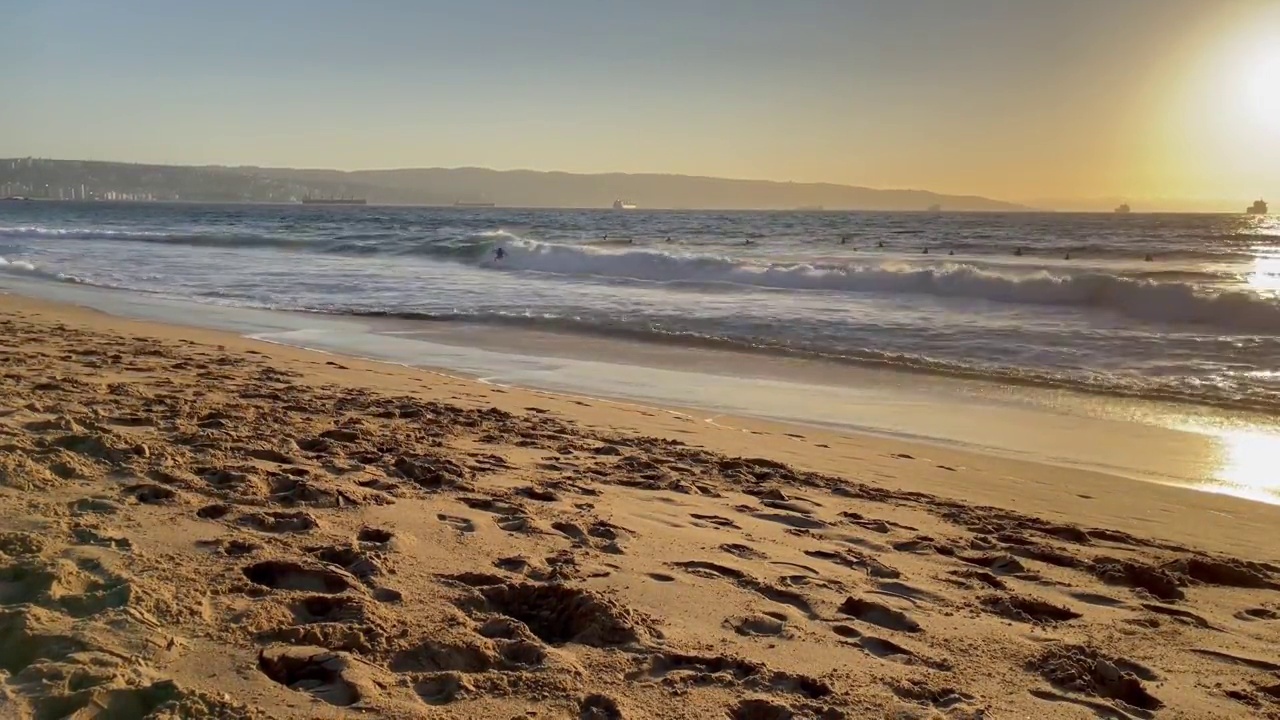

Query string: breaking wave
[7,223,1279,331]
[0,256,84,283]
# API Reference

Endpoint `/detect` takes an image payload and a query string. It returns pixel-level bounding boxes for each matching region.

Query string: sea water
[2,202,1279,413]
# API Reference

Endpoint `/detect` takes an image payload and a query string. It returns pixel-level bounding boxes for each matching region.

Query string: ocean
[2,202,1278,414]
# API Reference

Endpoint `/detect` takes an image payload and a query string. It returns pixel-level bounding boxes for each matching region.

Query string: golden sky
[2,0,1278,210]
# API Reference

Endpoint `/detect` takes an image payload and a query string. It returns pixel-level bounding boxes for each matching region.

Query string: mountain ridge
[1,158,1030,211]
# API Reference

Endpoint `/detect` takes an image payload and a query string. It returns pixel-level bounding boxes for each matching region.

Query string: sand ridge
[1,305,1279,718]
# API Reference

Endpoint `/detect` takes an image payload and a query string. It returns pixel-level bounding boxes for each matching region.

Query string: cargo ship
[612,199,637,210]
[454,201,496,207]
[1247,199,1268,215]
[1114,203,1131,214]
[301,195,367,205]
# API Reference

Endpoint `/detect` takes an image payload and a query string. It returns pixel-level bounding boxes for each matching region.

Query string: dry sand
[1,294,1279,719]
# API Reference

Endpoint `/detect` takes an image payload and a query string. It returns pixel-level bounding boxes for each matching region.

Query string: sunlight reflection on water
[1190,422,1280,503]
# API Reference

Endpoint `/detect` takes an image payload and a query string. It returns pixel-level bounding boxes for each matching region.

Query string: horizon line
[3,155,1270,209]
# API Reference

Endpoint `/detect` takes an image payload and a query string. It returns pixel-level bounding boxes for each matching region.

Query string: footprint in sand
[356,527,395,545]
[980,594,1082,625]
[242,561,353,594]
[1032,644,1162,712]
[838,597,921,633]
[728,613,788,637]
[579,694,623,720]
[494,515,538,533]
[1236,607,1280,621]
[719,543,767,560]
[258,645,372,707]
[123,483,179,505]
[415,672,469,705]
[196,503,233,520]
[239,510,319,534]
[437,514,476,533]
[70,526,133,551]
[0,556,133,618]
[892,681,976,711]
[68,498,122,516]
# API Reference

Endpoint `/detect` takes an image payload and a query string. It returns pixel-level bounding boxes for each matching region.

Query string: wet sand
[2,295,1280,718]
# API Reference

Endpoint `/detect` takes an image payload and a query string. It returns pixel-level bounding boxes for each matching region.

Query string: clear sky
[2,0,1278,208]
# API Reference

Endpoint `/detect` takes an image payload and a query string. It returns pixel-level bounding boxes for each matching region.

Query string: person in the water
[494,247,506,261]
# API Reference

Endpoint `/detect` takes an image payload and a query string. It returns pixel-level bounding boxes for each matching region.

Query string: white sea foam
[492,239,1280,331]
[0,256,37,272]
[0,256,84,283]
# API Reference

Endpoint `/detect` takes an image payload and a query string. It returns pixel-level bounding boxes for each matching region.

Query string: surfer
[494,247,507,261]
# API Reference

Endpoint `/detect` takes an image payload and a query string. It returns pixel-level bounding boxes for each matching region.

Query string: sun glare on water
[1199,424,1280,504]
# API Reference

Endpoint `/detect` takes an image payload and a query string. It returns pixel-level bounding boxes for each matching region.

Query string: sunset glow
[1,0,1277,210]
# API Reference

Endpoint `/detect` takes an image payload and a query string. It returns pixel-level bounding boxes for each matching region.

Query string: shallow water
[2,202,1278,412]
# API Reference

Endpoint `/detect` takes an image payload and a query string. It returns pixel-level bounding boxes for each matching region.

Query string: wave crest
[7,223,1279,331]
[488,240,1280,332]
[0,256,84,283]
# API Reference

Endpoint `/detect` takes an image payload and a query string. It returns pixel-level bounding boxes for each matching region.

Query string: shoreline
[3,291,1280,717]
[3,275,1280,507]
[3,286,1280,554]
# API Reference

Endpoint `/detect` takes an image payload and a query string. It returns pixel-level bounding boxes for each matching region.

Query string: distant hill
[1,158,1029,211]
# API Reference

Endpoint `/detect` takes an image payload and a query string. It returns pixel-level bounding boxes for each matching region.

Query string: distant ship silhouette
[612,199,637,210]
[1114,203,1131,214]
[1247,199,1268,215]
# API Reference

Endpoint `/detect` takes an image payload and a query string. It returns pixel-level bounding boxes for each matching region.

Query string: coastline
[3,291,1280,717]
[3,275,1280,507]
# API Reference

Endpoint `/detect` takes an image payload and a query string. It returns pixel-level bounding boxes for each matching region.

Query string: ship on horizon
[1247,198,1268,215]
[300,195,367,205]
[454,201,496,207]
[612,199,637,210]
[1114,203,1131,214]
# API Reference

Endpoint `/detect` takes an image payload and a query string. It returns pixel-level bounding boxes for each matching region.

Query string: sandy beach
[2,294,1279,719]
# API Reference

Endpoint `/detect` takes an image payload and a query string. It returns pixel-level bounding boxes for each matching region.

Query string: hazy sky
[2,0,1278,206]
